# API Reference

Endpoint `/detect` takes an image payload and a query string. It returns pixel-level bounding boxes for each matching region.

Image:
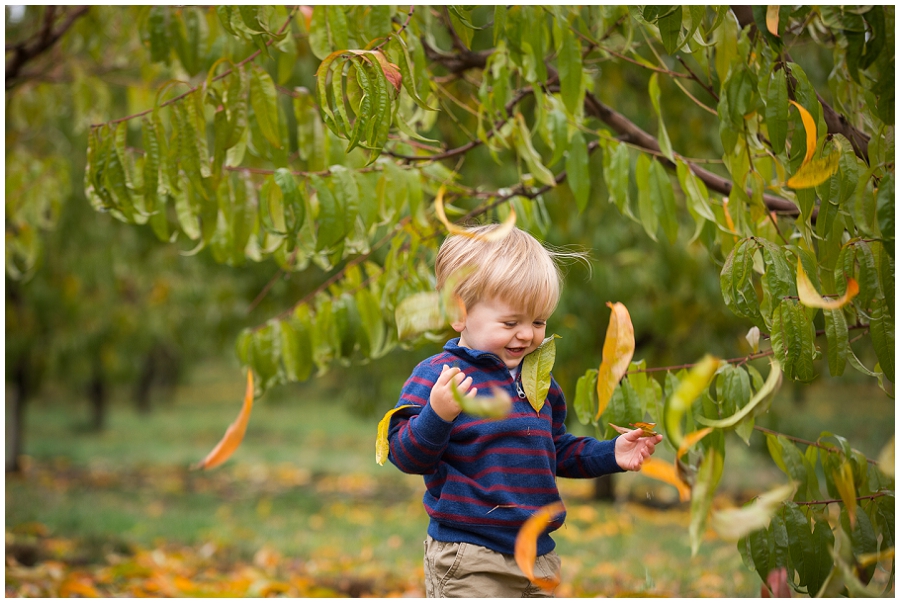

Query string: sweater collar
[444,337,508,370]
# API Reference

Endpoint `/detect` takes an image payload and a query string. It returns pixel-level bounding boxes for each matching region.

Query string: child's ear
[450,317,466,333]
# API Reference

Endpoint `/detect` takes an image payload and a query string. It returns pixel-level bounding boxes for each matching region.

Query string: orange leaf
[789,100,817,165]
[298,6,313,30]
[765,6,780,37]
[630,422,659,437]
[797,259,859,309]
[370,50,402,92]
[434,185,516,242]
[193,371,254,470]
[515,502,565,592]
[676,427,714,460]
[641,457,691,501]
[595,302,635,420]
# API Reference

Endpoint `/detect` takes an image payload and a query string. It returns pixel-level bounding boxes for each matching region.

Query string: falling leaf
[375,405,414,466]
[641,457,691,502]
[676,428,713,460]
[697,360,782,428]
[395,292,444,339]
[595,302,635,420]
[765,6,780,37]
[521,334,561,413]
[453,385,513,419]
[439,265,477,325]
[797,260,859,309]
[193,371,255,470]
[514,502,565,591]
[789,100,817,165]
[434,185,517,241]
[786,149,841,189]
[663,355,720,448]
[710,482,796,541]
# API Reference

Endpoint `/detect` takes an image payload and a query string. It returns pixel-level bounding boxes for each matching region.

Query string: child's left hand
[614,429,663,471]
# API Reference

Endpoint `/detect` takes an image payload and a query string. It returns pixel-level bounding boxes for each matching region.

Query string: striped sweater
[387,338,624,556]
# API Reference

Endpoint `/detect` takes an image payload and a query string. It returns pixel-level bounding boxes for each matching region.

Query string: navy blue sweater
[388,338,624,556]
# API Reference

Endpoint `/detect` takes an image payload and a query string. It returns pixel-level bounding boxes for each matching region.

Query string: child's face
[452,297,548,369]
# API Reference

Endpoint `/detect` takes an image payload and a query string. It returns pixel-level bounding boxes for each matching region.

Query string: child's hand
[614,428,663,471]
[430,364,477,422]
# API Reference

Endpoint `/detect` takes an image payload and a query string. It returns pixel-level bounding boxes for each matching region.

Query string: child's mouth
[506,347,527,356]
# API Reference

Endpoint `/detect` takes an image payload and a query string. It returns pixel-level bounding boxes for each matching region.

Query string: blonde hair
[435,225,585,319]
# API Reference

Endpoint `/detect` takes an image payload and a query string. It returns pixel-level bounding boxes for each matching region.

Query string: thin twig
[675,55,719,103]
[793,493,887,506]
[754,426,878,465]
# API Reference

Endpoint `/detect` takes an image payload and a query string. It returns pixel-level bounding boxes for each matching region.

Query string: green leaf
[280,316,313,383]
[574,369,598,426]
[555,21,583,115]
[649,74,675,162]
[147,7,170,64]
[250,321,281,392]
[250,65,282,149]
[565,130,590,213]
[823,308,849,377]
[311,174,345,250]
[765,68,789,154]
[521,334,561,413]
[514,113,556,187]
[636,154,658,241]
[603,139,632,217]
[870,297,894,382]
[657,6,683,55]
[770,300,817,382]
[721,239,764,326]
[664,355,719,449]
[783,502,817,591]
[394,292,444,340]
[356,288,387,359]
[274,168,305,235]
[698,360,782,429]
[650,158,678,244]
[876,171,894,242]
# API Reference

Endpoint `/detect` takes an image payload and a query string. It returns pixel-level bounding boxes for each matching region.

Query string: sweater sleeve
[387,362,454,475]
[549,376,626,478]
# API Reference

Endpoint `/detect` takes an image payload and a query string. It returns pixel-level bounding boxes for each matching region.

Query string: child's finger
[465,387,478,399]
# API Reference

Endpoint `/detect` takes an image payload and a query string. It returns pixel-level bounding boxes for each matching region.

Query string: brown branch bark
[730,6,871,163]
[6,6,90,90]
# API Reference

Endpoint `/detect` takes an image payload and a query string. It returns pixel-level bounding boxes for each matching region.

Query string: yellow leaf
[711,482,797,541]
[786,149,841,189]
[766,6,780,37]
[595,302,635,420]
[877,436,894,479]
[663,355,720,448]
[789,100,817,165]
[375,405,414,466]
[833,459,857,528]
[641,457,691,502]
[452,381,513,419]
[193,371,254,470]
[630,422,660,437]
[434,185,517,241]
[677,427,713,460]
[797,259,859,309]
[514,502,565,591]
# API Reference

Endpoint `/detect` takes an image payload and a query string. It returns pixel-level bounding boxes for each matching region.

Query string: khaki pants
[424,536,561,598]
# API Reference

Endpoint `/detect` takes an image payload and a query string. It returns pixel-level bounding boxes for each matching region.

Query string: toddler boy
[387,224,662,597]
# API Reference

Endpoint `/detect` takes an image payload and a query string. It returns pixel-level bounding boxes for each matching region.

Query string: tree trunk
[89,363,108,431]
[134,350,156,414]
[593,474,615,501]
[6,357,30,473]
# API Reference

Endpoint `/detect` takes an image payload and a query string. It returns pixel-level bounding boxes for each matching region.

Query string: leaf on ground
[711,482,796,541]
[375,405,414,466]
[797,259,859,309]
[641,457,691,502]
[514,501,565,592]
[434,185,516,241]
[193,371,255,470]
[521,334,561,413]
[595,302,635,420]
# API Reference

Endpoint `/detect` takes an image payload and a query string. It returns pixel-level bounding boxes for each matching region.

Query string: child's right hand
[430,364,477,422]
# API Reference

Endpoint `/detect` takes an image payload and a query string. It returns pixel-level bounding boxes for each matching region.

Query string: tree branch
[6,6,90,90]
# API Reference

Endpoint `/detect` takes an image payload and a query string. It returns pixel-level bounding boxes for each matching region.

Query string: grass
[6,360,895,597]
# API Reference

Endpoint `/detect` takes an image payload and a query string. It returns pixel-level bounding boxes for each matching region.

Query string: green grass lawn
[6,360,894,596]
